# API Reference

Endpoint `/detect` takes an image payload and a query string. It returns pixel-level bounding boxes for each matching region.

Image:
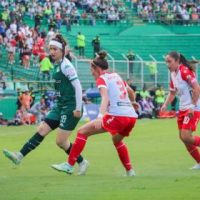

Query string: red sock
[68,132,88,166]
[185,144,200,163]
[114,141,132,171]
[193,135,200,146]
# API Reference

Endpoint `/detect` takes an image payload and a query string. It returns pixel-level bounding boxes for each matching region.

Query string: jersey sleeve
[123,81,128,88]
[180,67,197,86]
[169,79,176,91]
[96,77,107,89]
[61,62,78,81]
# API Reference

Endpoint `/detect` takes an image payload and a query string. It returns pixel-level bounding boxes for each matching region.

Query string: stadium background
[1,1,200,120]
[1,1,200,200]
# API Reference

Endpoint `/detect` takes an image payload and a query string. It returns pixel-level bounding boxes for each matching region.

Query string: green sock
[65,143,84,164]
[20,132,44,156]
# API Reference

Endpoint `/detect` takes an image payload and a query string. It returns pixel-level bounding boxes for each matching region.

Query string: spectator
[146,62,158,82]
[48,18,57,31]
[140,85,150,99]
[138,97,154,119]
[127,78,137,92]
[76,32,86,57]
[21,44,32,69]
[29,87,36,107]
[92,35,100,57]
[16,88,22,110]
[55,10,62,30]
[126,50,135,76]
[34,12,42,28]
[155,85,165,117]
[64,17,72,32]
[29,98,48,124]
[0,71,6,90]
[7,37,16,64]
[19,89,33,111]
[39,54,53,81]
[7,110,23,126]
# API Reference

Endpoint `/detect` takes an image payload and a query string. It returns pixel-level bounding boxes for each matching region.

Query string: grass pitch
[1,119,200,200]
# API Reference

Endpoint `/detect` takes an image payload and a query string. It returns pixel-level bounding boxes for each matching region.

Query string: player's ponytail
[168,51,197,72]
[91,51,109,70]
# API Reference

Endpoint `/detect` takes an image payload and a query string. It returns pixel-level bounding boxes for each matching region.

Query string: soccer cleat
[51,162,74,174]
[3,149,23,165]
[190,163,200,170]
[77,159,89,175]
[126,169,136,177]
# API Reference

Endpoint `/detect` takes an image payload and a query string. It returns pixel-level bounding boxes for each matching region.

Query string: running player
[161,51,200,169]
[3,34,88,175]
[52,51,138,176]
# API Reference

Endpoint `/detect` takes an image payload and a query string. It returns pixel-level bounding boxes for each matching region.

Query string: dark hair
[51,34,67,58]
[92,51,108,70]
[168,51,197,71]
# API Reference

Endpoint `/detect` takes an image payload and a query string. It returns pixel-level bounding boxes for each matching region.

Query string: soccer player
[52,51,138,176]
[3,34,89,175]
[161,51,200,169]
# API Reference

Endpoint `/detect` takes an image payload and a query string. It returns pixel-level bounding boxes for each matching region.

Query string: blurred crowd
[0,0,128,81]
[8,88,56,126]
[130,0,200,24]
[0,0,127,28]
[128,80,177,119]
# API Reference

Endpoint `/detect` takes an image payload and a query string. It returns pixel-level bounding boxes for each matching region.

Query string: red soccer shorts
[177,110,200,131]
[102,114,137,136]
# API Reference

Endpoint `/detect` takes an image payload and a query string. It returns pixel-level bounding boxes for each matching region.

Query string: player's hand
[132,102,139,111]
[94,118,102,129]
[73,110,82,118]
[160,104,167,112]
[188,109,194,119]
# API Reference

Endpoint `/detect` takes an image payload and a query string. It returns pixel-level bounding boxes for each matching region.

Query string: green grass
[1,119,200,200]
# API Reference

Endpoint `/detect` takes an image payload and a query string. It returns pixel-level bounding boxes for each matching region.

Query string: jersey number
[61,115,67,123]
[183,116,190,125]
[116,81,127,100]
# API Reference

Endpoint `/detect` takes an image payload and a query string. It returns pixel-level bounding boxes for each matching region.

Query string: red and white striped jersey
[170,64,200,111]
[96,72,138,117]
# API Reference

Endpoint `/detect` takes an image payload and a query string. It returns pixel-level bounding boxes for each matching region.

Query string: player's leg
[112,134,135,176]
[52,111,90,174]
[3,121,53,165]
[53,128,89,175]
[107,116,136,176]
[179,111,200,145]
[52,119,105,174]
[179,111,200,169]
[55,111,84,163]
[3,107,60,165]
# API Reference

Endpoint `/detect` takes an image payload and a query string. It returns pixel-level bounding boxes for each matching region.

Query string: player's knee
[77,127,87,134]
[37,122,51,136]
[55,138,65,149]
[180,130,192,144]
[112,134,124,145]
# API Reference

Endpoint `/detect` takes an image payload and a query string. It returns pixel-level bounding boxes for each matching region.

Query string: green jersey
[52,58,78,109]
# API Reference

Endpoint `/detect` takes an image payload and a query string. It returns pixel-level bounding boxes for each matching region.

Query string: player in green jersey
[3,34,89,175]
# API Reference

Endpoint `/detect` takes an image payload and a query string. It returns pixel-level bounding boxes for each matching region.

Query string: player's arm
[127,85,136,102]
[71,79,82,117]
[185,70,200,118]
[98,87,109,117]
[161,90,176,111]
[191,81,200,106]
[181,68,200,107]
[161,79,176,111]
[96,77,109,118]
[61,63,82,117]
